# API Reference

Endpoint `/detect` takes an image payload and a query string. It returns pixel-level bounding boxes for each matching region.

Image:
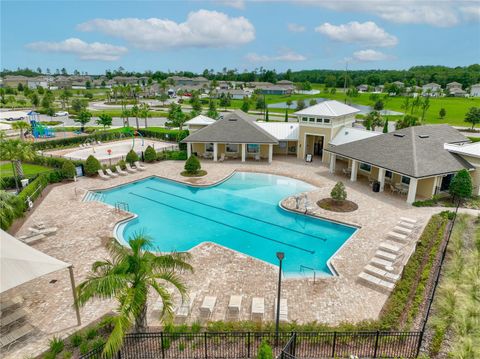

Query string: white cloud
[352,49,391,62]
[245,50,306,62]
[78,10,255,50]
[294,0,464,27]
[25,38,128,61]
[215,0,246,9]
[287,23,306,32]
[460,6,480,22]
[315,21,398,47]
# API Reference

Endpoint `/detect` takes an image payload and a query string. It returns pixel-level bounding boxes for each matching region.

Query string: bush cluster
[144,145,157,162]
[184,155,201,174]
[126,149,139,165]
[84,155,101,176]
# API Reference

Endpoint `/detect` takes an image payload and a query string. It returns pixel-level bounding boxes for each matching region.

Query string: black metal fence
[81,330,422,359]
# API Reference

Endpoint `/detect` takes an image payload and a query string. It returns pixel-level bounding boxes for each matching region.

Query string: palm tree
[139,103,150,128]
[11,121,31,140]
[0,189,21,229]
[77,234,192,358]
[121,109,131,127]
[131,105,140,130]
[0,139,35,192]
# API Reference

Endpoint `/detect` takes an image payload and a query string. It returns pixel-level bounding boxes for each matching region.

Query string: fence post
[331,332,337,358]
[373,330,380,358]
[247,332,251,358]
[204,332,208,359]
[160,332,165,358]
[292,332,297,357]
[116,350,121,359]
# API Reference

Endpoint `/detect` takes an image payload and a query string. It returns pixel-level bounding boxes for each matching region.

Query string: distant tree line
[2,64,479,88]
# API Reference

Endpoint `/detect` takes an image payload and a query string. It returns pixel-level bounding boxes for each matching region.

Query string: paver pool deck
[1,157,459,358]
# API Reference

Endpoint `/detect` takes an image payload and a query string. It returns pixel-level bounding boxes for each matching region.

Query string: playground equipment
[28,112,56,139]
[122,126,144,148]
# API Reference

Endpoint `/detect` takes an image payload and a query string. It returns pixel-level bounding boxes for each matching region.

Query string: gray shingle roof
[326,125,474,178]
[181,110,278,144]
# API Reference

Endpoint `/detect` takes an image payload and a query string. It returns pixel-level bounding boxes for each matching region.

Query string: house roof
[423,83,441,87]
[185,115,215,126]
[326,125,474,178]
[181,110,278,144]
[329,127,381,146]
[294,100,360,118]
[445,142,480,159]
[447,81,462,86]
[255,122,299,141]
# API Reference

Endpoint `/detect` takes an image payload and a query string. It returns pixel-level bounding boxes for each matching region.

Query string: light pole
[275,251,285,346]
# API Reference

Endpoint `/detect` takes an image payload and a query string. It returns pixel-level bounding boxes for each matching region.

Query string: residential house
[27,77,51,89]
[216,88,252,100]
[2,75,29,88]
[422,83,442,95]
[257,85,293,95]
[392,81,405,88]
[469,83,480,97]
[167,76,209,87]
[373,85,384,93]
[356,84,369,92]
[446,81,462,90]
[326,125,477,203]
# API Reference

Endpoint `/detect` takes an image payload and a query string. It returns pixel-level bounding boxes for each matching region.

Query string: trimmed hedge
[156,150,187,161]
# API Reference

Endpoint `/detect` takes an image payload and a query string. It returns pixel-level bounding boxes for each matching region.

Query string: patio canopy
[0,229,81,324]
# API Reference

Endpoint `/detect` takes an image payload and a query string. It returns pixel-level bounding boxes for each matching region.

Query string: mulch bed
[180,170,207,177]
[317,198,358,212]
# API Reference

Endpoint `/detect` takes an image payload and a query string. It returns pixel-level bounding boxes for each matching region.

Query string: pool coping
[85,169,360,278]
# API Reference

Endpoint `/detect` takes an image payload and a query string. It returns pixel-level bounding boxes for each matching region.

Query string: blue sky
[1,0,479,74]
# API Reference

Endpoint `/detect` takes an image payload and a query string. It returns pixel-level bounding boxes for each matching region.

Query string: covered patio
[181,111,278,163]
[325,125,475,204]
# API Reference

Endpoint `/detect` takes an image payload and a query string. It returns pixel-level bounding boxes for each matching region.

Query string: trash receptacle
[372,181,380,192]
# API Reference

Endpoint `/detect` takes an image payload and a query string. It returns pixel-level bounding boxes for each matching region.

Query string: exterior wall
[187,124,208,133]
[273,141,297,155]
[259,144,269,158]
[460,155,480,195]
[417,177,436,199]
[297,126,333,161]
[191,143,205,155]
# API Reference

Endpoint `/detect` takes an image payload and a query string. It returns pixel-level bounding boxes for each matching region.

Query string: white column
[431,176,438,197]
[213,143,218,162]
[187,143,192,158]
[378,167,386,192]
[268,144,273,163]
[241,143,246,162]
[350,160,358,182]
[407,178,418,204]
[329,153,336,174]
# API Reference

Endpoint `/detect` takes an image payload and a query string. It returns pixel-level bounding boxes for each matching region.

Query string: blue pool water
[94,173,356,276]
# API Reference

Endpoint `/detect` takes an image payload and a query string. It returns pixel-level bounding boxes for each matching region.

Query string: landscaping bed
[317,198,358,212]
[180,170,207,177]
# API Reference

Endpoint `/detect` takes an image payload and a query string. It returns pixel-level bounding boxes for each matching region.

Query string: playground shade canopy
[0,230,70,293]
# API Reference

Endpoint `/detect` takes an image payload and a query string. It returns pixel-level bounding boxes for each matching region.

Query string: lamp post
[275,251,285,346]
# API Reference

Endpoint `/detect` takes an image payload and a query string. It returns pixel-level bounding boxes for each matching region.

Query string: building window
[401,176,411,185]
[385,170,392,178]
[360,163,372,172]
[309,117,315,122]
[302,117,308,122]
[324,118,331,124]
[247,144,259,153]
[316,118,323,123]
[226,144,238,153]
[278,141,287,149]
[205,143,214,152]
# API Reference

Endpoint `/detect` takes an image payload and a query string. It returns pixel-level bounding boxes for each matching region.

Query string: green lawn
[0,163,52,178]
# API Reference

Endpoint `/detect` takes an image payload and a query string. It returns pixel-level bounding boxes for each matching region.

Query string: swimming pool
[93,173,356,276]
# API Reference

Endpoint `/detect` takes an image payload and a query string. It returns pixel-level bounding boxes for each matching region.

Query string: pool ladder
[84,191,105,202]
[115,201,129,212]
[299,265,317,283]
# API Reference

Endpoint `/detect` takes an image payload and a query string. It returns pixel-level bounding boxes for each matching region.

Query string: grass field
[0,163,52,177]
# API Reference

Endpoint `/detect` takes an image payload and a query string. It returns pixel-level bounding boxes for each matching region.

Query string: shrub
[49,336,64,355]
[79,342,90,355]
[257,340,273,359]
[84,155,101,176]
[61,160,76,179]
[449,169,473,202]
[117,159,127,170]
[330,181,347,201]
[157,150,187,161]
[91,337,106,349]
[85,327,98,340]
[144,145,157,162]
[184,155,201,174]
[62,351,73,359]
[48,171,63,183]
[70,333,83,347]
[126,149,139,165]
[191,321,201,333]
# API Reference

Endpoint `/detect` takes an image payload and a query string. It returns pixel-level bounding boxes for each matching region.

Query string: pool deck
[2,157,463,358]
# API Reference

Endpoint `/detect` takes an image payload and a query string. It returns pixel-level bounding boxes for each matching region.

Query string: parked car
[54,111,69,117]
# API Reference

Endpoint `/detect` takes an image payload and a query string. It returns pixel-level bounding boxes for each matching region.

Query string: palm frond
[76,273,129,306]
[102,313,133,359]
[149,280,175,322]
[152,271,188,301]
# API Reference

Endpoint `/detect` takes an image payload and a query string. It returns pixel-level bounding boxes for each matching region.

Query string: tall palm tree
[131,105,140,130]
[139,103,150,129]
[77,234,192,358]
[11,121,31,140]
[0,139,35,192]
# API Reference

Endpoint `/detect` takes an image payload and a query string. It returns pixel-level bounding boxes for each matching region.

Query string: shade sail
[0,229,70,293]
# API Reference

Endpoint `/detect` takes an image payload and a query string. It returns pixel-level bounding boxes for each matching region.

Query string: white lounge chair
[227,295,242,318]
[219,153,226,162]
[370,257,395,271]
[388,231,408,242]
[0,308,26,327]
[125,163,137,173]
[20,233,46,244]
[254,154,260,161]
[174,292,197,320]
[97,170,110,180]
[0,296,23,314]
[274,298,288,322]
[105,168,119,177]
[115,165,128,176]
[398,221,415,229]
[364,265,400,283]
[393,226,412,235]
[28,227,57,236]
[400,217,417,224]
[134,161,146,171]
[358,272,395,292]
[251,297,264,321]
[378,242,402,254]
[0,323,33,348]
[200,296,216,319]
[375,250,398,261]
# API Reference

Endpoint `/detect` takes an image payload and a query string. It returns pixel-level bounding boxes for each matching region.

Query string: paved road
[37,114,169,128]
